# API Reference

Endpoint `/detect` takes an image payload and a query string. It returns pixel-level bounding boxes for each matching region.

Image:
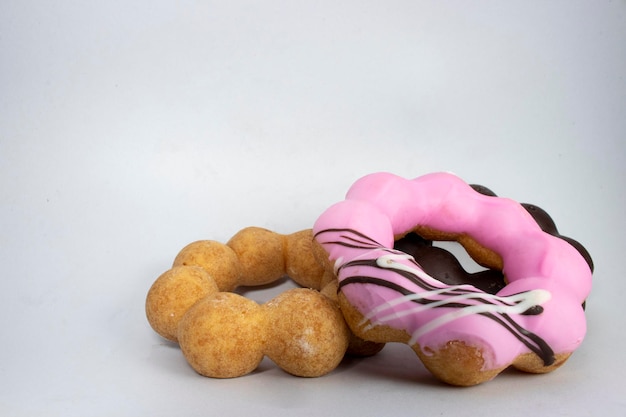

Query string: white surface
[1,1,625,416]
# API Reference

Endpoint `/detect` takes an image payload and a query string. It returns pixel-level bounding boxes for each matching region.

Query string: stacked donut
[313,172,593,386]
[146,172,593,386]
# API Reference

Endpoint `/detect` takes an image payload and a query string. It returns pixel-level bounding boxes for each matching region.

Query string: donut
[313,172,593,386]
[146,227,378,378]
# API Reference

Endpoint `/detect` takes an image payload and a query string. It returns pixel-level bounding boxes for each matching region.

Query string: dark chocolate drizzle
[321,228,556,366]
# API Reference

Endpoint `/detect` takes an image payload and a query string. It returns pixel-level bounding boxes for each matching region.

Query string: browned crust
[337,287,573,386]
[513,351,572,374]
[413,341,505,386]
[338,291,411,344]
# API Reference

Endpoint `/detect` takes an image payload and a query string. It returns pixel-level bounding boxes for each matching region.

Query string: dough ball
[173,240,242,292]
[146,266,218,342]
[264,288,349,377]
[178,292,266,378]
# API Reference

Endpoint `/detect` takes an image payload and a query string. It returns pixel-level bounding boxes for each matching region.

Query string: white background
[1,1,625,416]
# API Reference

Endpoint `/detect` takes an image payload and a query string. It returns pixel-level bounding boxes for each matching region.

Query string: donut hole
[236,276,299,303]
[393,233,506,295]
[433,241,486,274]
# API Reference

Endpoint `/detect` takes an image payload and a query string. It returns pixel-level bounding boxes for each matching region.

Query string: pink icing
[313,172,592,370]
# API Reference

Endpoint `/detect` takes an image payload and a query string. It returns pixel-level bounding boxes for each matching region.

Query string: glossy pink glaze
[313,172,592,370]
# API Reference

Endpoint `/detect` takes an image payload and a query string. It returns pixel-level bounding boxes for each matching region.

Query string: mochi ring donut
[313,172,593,386]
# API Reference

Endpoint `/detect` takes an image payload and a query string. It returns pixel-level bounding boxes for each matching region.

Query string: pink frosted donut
[313,172,593,386]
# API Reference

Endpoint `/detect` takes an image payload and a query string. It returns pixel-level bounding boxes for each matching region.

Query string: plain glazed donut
[313,172,593,386]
